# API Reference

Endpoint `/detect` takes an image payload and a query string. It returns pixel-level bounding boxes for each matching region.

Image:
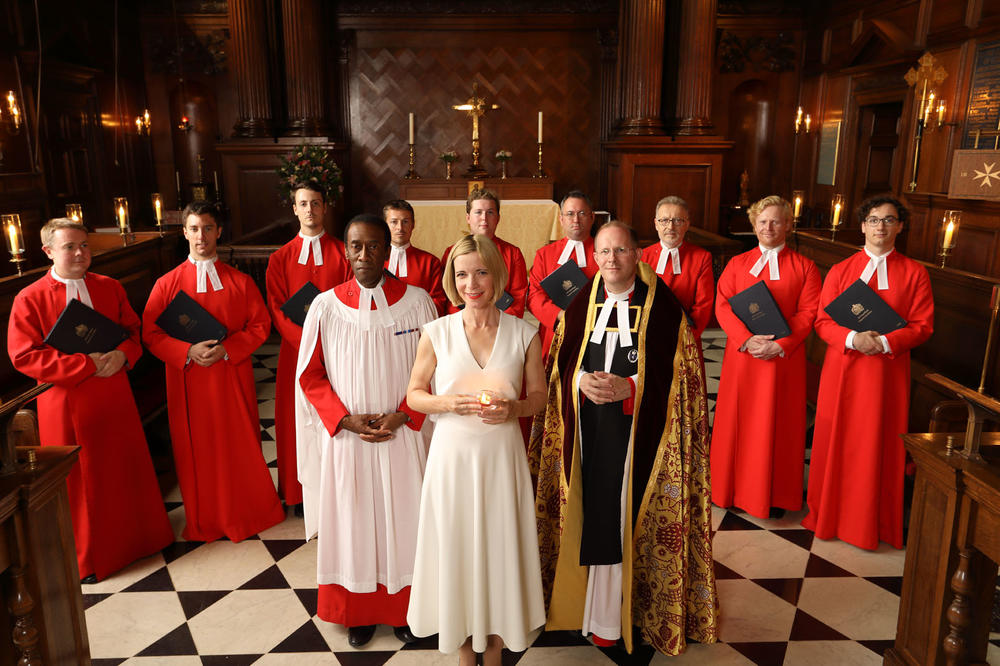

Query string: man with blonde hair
[8,218,173,582]
[441,187,528,317]
[711,195,821,519]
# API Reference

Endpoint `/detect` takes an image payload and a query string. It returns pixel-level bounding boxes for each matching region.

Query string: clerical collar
[591,282,635,348]
[861,247,894,291]
[297,231,325,266]
[388,243,410,277]
[357,276,393,328]
[188,255,224,293]
[556,238,588,267]
[50,268,92,307]
[656,240,682,275]
[749,243,784,280]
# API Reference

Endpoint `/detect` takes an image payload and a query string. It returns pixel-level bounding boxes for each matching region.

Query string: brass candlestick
[534,142,546,178]
[404,143,420,179]
[3,214,26,276]
[465,138,488,179]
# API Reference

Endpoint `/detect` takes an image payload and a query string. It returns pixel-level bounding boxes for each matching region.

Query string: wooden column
[674,0,717,136]
[281,0,330,137]
[228,0,274,138]
[613,0,666,136]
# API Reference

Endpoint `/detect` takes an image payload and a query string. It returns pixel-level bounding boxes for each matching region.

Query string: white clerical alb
[556,239,587,267]
[655,242,682,275]
[50,269,93,307]
[297,232,325,266]
[749,244,783,280]
[590,285,634,348]
[358,278,394,329]
[859,247,892,290]
[189,256,223,293]
[388,243,409,277]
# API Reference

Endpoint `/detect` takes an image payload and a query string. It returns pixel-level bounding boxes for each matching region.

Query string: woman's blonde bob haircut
[747,195,792,225]
[442,234,509,307]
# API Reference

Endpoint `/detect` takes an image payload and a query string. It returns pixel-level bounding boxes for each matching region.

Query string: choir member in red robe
[265,185,351,509]
[712,196,821,519]
[442,187,528,317]
[527,190,599,355]
[8,219,173,582]
[803,196,933,550]
[143,202,284,542]
[640,196,715,338]
[382,199,448,315]
[296,215,436,648]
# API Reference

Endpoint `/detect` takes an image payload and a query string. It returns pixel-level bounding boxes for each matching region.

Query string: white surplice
[294,284,437,593]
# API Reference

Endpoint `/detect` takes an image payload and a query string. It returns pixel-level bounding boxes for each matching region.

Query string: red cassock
[298,276,428,626]
[442,235,528,317]
[802,250,933,550]
[8,272,174,580]
[383,244,448,316]
[640,241,715,338]
[142,260,285,542]
[527,236,598,354]
[265,233,350,506]
[711,247,821,518]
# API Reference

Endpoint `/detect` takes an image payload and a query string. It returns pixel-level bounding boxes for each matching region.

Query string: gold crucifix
[452,82,499,177]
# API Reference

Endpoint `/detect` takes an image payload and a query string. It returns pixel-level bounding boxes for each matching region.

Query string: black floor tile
[201,656,263,665]
[262,539,306,562]
[295,587,319,617]
[239,564,291,590]
[330,652,396,666]
[717,511,764,531]
[772,528,814,551]
[530,629,592,647]
[82,592,112,610]
[137,622,199,656]
[803,553,855,578]
[270,619,330,652]
[597,642,655,665]
[162,541,205,565]
[865,576,903,596]
[178,590,231,620]
[728,641,788,665]
[752,577,803,606]
[858,639,896,658]
[92,659,127,666]
[713,560,745,579]
[400,632,440,650]
[788,609,849,641]
[122,566,175,592]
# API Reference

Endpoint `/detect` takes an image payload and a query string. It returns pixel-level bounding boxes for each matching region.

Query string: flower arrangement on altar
[276,143,342,203]
[438,150,459,163]
[494,149,512,161]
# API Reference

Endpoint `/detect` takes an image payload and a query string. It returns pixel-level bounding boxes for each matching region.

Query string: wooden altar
[398,176,553,202]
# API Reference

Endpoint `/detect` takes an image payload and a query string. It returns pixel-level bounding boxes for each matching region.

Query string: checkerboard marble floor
[83,331,1000,665]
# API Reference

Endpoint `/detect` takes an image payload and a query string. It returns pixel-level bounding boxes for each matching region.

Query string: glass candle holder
[830,194,845,229]
[65,203,83,224]
[151,193,163,228]
[113,197,131,237]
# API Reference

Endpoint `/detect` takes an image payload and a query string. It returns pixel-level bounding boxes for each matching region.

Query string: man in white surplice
[295,214,437,648]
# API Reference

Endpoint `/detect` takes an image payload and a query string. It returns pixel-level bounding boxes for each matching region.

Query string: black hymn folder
[540,260,588,310]
[44,298,129,355]
[280,281,321,327]
[495,290,515,311]
[727,280,791,339]
[823,279,907,335]
[154,290,227,344]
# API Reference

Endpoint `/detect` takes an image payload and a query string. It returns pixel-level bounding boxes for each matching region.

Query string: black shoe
[393,625,416,643]
[348,624,377,647]
[80,574,97,585]
[292,503,304,517]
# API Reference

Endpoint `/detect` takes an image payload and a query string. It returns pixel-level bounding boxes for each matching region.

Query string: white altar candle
[408,113,414,144]
[538,111,543,143]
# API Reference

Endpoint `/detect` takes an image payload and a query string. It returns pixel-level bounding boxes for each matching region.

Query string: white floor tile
[167,540,275,591]
[715,578,796,642]
[783,640,883,665]
[187,589,310,654]
[796,578,900,639]
[712,529,810,579]
[86,591,186,658]
[81,553,167,594]
[808,538,906,577]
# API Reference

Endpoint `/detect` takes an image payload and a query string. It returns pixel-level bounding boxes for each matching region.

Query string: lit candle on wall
[154,196,162,223]
[924,91,935,125]
[538,111,543,143]
[7,221,19,254]
[118,204,127,232]
[943,220,954,247]
[408,113,414,144]
[793,196,802,218]
[804,114,811,132]
[135,117,143,133]
[938,101,946,126]
[795,106,803,133]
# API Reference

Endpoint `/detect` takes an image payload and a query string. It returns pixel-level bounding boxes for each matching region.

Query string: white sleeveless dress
[407,311,545,653]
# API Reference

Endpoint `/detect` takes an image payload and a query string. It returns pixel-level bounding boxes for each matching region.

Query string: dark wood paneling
[345,19,609,212]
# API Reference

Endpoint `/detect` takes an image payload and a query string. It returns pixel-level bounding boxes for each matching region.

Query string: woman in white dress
[406,234,547,666]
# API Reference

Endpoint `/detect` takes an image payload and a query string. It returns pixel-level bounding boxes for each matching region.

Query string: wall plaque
[962,39,1000,149]
[816,120,841,186]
